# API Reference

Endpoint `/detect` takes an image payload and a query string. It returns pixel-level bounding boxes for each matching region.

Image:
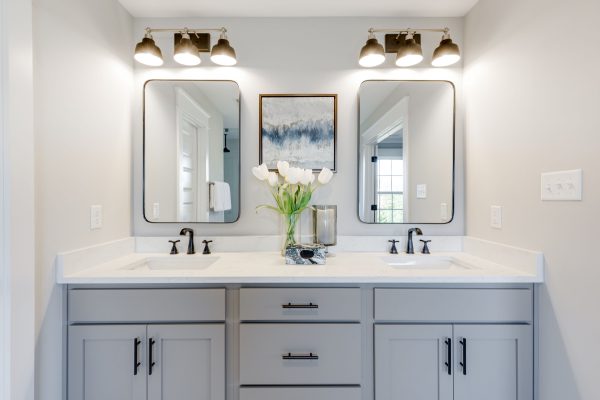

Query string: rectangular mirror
[358,80,454,224]
[144,80,240,223]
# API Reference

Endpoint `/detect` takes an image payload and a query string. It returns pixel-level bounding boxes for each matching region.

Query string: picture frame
[259,94,337,171]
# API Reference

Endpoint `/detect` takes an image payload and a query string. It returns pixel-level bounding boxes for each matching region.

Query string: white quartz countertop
[56,237,544,284]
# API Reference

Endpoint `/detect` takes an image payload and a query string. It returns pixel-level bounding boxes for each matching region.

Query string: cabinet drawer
[239,288,361,321]
[239,324,362,385]
[375,288,532,322]
[240,387,362,400]
[68,288,225,322]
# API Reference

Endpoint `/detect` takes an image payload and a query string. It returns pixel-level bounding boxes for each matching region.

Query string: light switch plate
[490,205,502,229]
[541,169,582,201]
[416,184,427,199]
[90,205,102,230]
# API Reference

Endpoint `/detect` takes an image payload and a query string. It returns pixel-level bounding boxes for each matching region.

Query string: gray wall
[464,0,600,398]
[33,0,134,398]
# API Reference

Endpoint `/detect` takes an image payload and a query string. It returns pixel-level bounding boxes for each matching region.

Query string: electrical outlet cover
[490,205,502,229]
[90,205,103,230]
[541,169,582,201]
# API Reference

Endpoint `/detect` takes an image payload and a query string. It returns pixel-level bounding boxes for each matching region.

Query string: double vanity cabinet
[66,284,535,400]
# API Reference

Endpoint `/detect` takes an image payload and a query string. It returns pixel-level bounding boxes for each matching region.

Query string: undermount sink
[381,255,471,270]
[122,256,219,271]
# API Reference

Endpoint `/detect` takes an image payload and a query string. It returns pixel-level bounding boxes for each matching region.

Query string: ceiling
[119,0,479,18]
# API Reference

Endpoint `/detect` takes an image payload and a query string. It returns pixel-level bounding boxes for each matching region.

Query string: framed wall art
[259,94,337,171]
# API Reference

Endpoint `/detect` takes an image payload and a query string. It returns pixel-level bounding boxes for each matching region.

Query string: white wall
[132,17,465,238]
[1,0,35,399]
[464,0,600,399]
[33,0,133,398]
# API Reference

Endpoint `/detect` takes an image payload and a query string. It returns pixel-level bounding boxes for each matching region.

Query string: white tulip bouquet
[252,161,333,252]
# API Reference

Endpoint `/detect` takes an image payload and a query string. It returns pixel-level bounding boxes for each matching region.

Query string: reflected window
[376,158,404,223]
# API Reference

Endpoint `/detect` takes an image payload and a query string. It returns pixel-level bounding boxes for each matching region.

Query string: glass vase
[281,212,300,255]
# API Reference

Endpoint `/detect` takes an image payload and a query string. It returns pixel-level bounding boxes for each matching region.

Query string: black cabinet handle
[282,352,319,360]
[282,302,319,309]
[459,338,467,375]
[133,338,141,375]
[444,338,452,375]
[148,338,156,375]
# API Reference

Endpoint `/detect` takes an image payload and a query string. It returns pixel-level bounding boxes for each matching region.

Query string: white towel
[210,181,232,212]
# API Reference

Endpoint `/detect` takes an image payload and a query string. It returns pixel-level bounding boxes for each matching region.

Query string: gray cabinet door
[454,325,533,400]
[147,324,225,400]
[375,325,453,400]
[68,325,147,400]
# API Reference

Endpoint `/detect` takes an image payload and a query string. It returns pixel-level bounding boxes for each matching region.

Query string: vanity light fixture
[358,29,386,67]
[134,29,163,66]
[431,31,461,67]
[395,32,423,67]
[210,30,237,66]
[134,27,237,67]
[173,30,201,66]
[358,27,461,68]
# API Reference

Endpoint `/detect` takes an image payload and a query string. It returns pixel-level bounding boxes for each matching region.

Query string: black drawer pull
[133,338,141,375]
[459,338,467,375]
[282,352,319,360]
[282,302,319,309]
[444,338,452,375]
[149,338,156,375]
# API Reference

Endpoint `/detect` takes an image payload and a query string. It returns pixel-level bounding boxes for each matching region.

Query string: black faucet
[180,228,195,254]
[202,240,213,255]
[388,239,399,254]
[420,239,431,254]
[406,228,423,254]
[168,240,180,255]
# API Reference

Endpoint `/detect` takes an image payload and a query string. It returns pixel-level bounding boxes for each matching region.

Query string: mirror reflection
[144,80,240,223]
[358,80,454,224]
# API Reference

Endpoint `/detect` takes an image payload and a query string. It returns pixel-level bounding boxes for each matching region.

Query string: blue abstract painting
[260,95,336,170]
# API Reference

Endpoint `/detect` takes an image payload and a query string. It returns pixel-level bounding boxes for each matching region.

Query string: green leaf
[256,204,282,214]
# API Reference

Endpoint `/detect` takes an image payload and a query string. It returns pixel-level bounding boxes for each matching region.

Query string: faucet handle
[420,239,431,254]
[202,240,213,255]
[168,240,180,255]
[388,239,399,254]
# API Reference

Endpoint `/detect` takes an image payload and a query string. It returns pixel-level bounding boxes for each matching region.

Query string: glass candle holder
[312,205,337,247]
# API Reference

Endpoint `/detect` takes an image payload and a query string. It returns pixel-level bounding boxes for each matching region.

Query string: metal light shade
[174,34,201,66]
[211,38,237,66]
[134,37,163,67]
[395,37,423,67]
[432,37,461,67]
[359,38,385,68]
